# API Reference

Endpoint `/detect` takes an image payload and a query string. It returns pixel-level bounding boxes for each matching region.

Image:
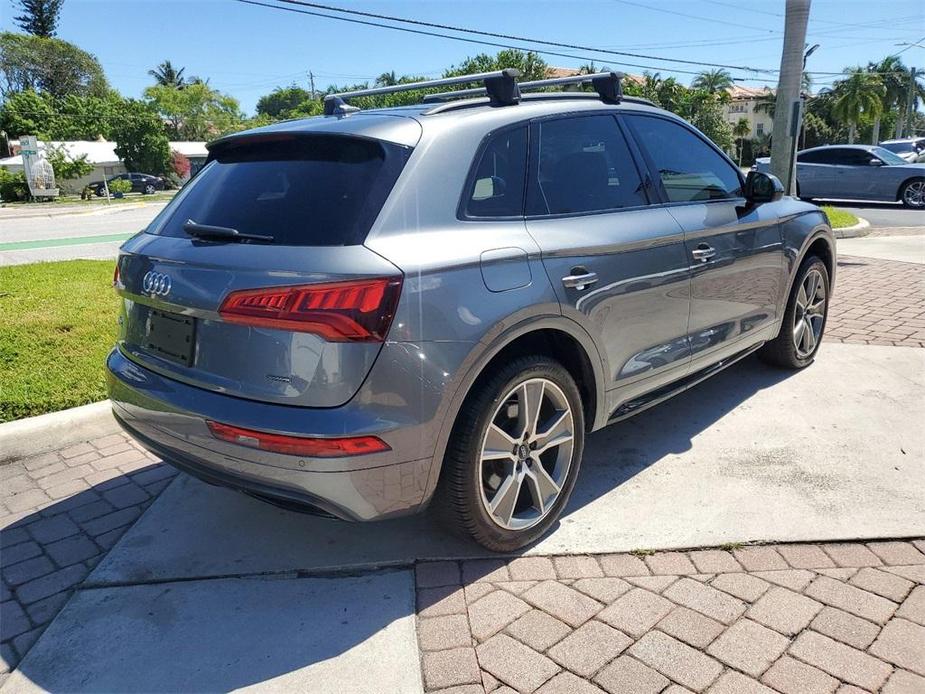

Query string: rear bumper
[106,348,431,521]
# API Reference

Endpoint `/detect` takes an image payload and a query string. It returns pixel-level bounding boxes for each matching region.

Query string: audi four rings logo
[142,271,172,296]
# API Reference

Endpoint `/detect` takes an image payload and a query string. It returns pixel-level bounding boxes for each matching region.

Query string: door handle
[562,270,598,290]
[691,244,716,263]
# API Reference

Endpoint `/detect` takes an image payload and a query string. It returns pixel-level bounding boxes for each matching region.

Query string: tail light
[218,277,402,342]
[113,262,121,289]
[207,421,390,458]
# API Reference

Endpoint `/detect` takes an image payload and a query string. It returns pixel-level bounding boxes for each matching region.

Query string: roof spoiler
[323,69,521,116]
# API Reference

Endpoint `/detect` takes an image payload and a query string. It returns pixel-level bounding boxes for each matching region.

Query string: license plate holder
[145,309,195,366]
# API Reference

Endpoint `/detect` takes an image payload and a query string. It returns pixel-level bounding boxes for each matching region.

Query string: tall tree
[256,85,313,118]
[144,82,243,139]
[375,71,398,87]
[769,0,811,194]
[14,0,64,38]
[148,60,186,88]
[692,69,733,94]
[733,117,751,166]
[867,56,906,143]
[831,67,884,144]
[111,99,171,174]
[0,32,108,99]
[446,50,548,82]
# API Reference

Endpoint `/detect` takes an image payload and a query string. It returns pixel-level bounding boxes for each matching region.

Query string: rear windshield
[147,135,411,246]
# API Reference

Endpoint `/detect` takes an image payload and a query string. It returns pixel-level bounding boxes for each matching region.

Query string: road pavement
[822,200,922,228]
[0,204,165,266]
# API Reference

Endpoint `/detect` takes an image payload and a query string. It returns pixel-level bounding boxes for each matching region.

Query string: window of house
[624,114,743,202]
[527,115,647,215]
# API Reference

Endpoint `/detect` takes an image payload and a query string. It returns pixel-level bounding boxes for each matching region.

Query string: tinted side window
[464,126,527,218]
[797,150,835,164]
[527,115,646,215]
[624,114,742,202]
[835,149,875,166]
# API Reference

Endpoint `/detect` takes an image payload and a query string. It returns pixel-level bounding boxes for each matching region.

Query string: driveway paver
[415,542,925,693]
[1,432,172,673]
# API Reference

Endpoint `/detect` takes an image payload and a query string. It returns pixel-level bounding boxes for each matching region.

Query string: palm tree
[149,60,186,88]
[753,90,777,118]
[733,117,751,166]
[692,69,733,94]
[865,57,906,143]
[375,71,398,87]
[831,67,884,144]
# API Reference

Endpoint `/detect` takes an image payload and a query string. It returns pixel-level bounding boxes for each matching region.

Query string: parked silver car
[879,137,925,164]
[108,71,835,551]
[755,144,925,208]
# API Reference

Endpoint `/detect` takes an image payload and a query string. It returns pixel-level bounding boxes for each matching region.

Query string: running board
[607,342,765,423]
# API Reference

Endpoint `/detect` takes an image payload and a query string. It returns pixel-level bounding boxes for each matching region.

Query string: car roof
[880,137,924,144]
[211,94,671,150]
[800,144,880,153]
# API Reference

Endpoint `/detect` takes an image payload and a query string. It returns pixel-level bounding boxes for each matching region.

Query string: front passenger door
[524,114,693,401]
[623,114,785,370]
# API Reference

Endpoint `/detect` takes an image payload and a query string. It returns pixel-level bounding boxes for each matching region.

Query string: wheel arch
[420,316,606,509]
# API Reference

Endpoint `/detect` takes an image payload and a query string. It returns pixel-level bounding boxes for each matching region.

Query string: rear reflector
[207,421,391,458]
[218,277,402,342]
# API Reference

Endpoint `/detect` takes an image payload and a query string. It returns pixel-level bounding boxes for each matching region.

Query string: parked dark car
[755,144,925,208]
[109,71,835,551]
[88,172,165,196]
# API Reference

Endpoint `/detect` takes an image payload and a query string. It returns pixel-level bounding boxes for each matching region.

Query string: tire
[758,255,830,369]
[434,355,585,552]
[144,184,156,195]
[899,178,925,209]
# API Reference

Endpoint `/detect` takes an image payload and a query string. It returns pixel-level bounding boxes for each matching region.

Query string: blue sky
[3,0,923,114]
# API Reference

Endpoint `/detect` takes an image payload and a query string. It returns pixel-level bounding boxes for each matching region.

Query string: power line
[233,0,764,80]
[610,0,778,33]
[265,0,777,74]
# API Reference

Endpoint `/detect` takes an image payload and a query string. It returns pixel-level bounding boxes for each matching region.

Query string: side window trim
[622,112,746,207]
[524,111,653,219]
[457,121,530,221]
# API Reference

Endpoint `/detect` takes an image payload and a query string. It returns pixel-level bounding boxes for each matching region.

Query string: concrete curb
[0,198,173,221]
[833,216,871,239]
[0,400,118,465]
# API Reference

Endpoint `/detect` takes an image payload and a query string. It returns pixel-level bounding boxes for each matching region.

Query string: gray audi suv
[108,71,835,551]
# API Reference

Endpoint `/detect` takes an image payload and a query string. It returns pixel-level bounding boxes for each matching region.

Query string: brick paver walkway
[0,433,176,672]
[415,541,925,694]
[826,256,925,348]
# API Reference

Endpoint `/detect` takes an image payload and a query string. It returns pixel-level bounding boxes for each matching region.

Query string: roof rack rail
[422,71,625,105]
[323,69,521,116]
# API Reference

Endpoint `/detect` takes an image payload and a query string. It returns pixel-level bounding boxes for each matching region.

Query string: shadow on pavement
[2,355,801,691]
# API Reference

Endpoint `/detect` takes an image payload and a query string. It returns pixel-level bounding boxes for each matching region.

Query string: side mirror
[868,159,884,166]
[744,170,784,204]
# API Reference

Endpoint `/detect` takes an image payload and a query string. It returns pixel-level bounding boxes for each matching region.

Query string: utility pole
[309,71,316,99]
[906,66,917,137]
[770,0,811,196]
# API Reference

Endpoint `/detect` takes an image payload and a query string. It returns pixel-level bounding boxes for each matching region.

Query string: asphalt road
[821,199,923,228]
[0,204,166,266]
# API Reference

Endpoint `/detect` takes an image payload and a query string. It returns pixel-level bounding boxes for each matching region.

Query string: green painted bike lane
[0,233,135,251]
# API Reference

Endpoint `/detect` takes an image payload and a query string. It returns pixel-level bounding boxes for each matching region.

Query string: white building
[0,140,208,194]
[723,85,775,140]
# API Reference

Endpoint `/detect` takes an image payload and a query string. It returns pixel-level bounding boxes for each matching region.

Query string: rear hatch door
[115,125,417,408]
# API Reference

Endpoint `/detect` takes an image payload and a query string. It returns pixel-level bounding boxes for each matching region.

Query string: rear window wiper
[183,219,274,243]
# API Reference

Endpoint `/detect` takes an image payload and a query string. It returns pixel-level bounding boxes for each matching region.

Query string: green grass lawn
[0,260,119,423]
[821,206,859,229]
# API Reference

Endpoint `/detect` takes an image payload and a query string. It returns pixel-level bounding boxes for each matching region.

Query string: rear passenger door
[622,113,784,369]
[795,149,837,197]
[524,113,693,399]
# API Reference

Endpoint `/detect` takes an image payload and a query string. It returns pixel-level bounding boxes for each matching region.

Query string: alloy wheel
[903,180,925,208]
[793,268,826,358]
[478,378,574,531]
